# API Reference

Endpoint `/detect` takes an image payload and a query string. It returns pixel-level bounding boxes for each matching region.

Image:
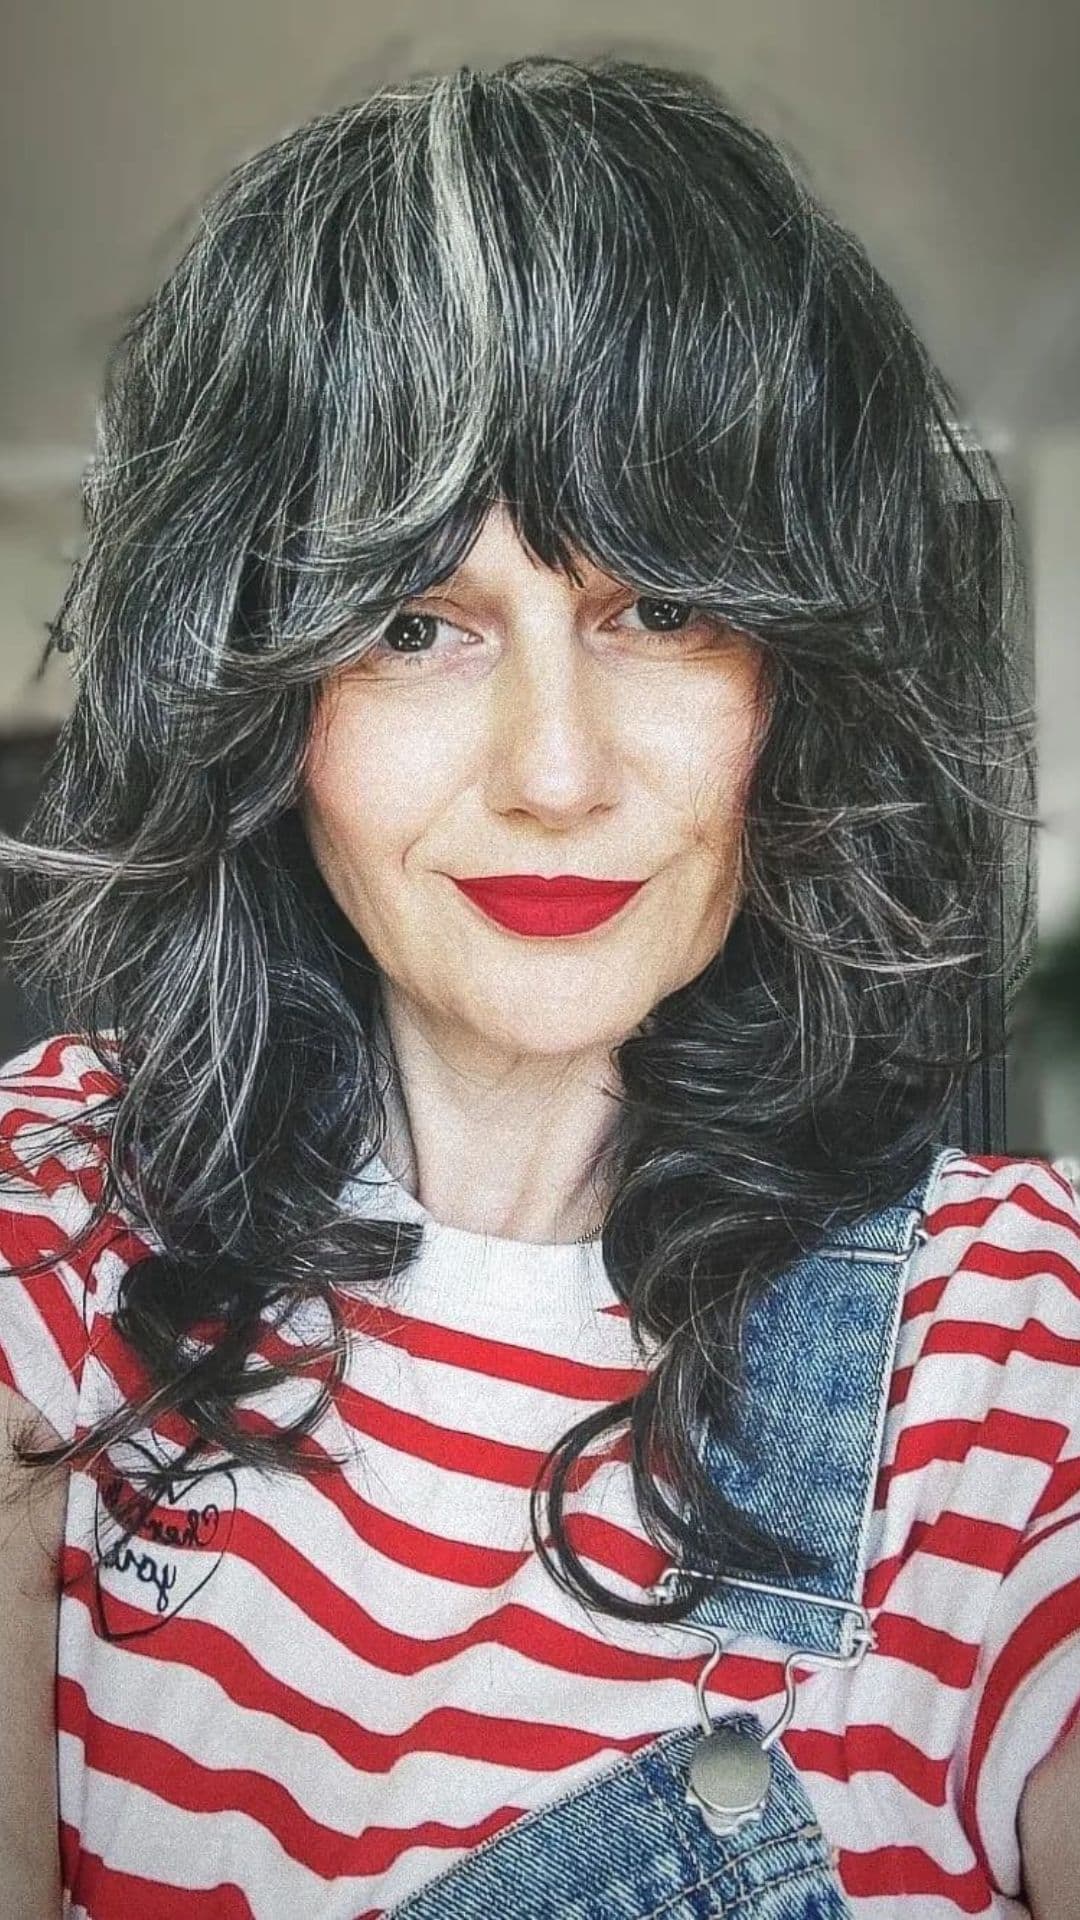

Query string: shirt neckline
[342,1144,605,1250]
[337,1146,620,1325]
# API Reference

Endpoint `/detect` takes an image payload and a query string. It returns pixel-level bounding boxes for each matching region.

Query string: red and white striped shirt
[0,1031,1078,1918]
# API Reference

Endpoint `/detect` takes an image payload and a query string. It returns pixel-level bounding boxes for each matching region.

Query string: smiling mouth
[449,874,646,937]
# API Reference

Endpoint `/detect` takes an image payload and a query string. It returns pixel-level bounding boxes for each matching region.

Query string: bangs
[235,61,905,649]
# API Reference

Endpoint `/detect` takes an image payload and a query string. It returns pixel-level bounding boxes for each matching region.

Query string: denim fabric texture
[384,1141,963,1920]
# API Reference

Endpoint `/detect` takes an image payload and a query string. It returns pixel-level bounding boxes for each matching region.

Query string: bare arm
[1018,1714,1080,1920]
[0,1380,67,1919]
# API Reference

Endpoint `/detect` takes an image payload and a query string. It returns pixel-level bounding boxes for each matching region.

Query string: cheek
[299,699,449,879]
[298,705,386,881]
[681,673,765,832]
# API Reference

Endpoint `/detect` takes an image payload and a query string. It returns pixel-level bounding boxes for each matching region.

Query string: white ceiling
[1,0,1078,479]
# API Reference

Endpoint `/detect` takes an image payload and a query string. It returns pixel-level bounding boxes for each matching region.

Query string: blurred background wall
[1,1,1078,1155]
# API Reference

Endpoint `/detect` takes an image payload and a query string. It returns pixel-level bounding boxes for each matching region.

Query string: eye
[368,609,470,670]
[611,596,712,639]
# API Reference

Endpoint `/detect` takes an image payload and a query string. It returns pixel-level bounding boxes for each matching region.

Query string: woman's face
[299,503,766,1065]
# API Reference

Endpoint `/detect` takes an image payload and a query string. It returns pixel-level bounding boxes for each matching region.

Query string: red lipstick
[450,873,646,937]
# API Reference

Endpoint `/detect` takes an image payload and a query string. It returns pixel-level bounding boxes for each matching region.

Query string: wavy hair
[0,53,1036,1626]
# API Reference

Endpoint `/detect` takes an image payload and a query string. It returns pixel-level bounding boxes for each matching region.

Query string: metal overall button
[651,1566,875,1839]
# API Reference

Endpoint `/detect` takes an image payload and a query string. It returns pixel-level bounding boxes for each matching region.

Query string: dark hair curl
[0,52,1037,1627]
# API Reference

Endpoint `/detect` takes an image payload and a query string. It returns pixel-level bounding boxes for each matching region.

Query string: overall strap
[676,1141,963,1658]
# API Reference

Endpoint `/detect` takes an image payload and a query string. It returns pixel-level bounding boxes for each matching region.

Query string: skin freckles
[298,502,767,1245]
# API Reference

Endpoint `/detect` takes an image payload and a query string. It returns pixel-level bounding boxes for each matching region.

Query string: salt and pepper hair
[0,54,1035,1623]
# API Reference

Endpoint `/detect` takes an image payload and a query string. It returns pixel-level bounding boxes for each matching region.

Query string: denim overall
[384,1141,961,1920]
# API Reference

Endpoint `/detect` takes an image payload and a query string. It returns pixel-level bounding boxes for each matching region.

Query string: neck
[371,988,619,1245]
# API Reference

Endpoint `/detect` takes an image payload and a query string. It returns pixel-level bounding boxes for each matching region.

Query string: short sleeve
[0,1033,122,1446]
[952,1158,1080,1896]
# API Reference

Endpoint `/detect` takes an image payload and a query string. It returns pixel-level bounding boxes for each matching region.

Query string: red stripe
[0,1072,115,1107]
[902,1270,950,1322]
[0,1152,143,1295]
[92,1302,645,1441]
[886,1358,913,1410]
[53,1675,809,1903]
[0,1262,87,1383]
[876,1407,1067,1504]
[249,1402,655,1592]
[785,1721,949,1804]
[80,1315,159,1419]
[82,1341,650,1606]
[837,1842,992,1910]
[870,1609,979,1687]
[291,1361,638,1492]
[874,1416,986,1500]
[66,1839,255,1920]
[17,1121,1080,1909]
[863,1509,1020,1609]
[950,1405,1065,1463]
[926,1173,1080,1243]
[918,1316,1080,1369]
[335,1294,650,1399]
[561,1508,670,1590]
[932,1233,1080,1299]
[961,1568,1080,1881]
[332,1475,522,1586]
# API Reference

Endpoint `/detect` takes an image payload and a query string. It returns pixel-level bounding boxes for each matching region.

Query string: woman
[0,51,1076,1920]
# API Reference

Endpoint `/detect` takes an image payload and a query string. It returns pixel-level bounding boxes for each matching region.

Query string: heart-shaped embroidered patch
[93,1437,237,1642]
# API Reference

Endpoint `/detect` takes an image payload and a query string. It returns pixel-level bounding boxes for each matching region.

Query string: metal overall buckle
[650,1566,875,1838]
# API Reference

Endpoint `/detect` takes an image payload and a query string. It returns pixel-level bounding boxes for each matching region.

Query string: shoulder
[0,1031,142,1443]
[923,1146,1080,1228]
[868,1149,1080,1634]
[0,1028,123,1207]
[906,1147,1080,1335]
[0,1024,146,1284]
[878,1147,1080,1539]
[0,1027,123,1117]
[895,1155,1080,1901]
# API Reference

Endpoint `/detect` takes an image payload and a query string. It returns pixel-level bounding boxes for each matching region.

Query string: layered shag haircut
[0,53,1036,1625]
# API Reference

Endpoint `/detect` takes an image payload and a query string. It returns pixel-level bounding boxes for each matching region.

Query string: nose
[483,626,617,827]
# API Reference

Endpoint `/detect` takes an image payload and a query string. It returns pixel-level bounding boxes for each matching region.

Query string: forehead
[437,504,612,595]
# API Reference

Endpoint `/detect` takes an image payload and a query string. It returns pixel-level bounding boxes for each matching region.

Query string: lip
[449,873,646,938]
